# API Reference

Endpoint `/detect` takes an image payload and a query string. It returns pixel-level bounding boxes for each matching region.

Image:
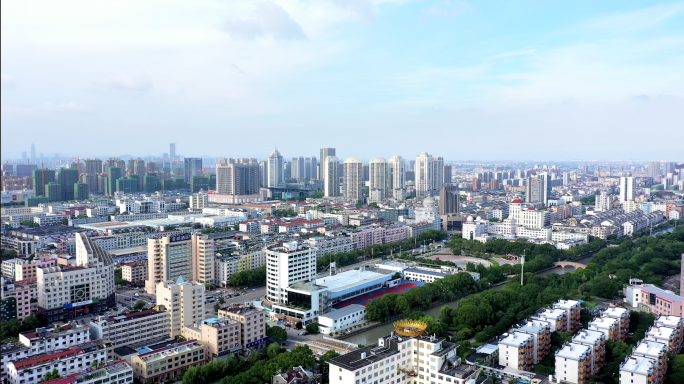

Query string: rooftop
[476,343,499,354]
[534,308,566,320]
[136,340,204,364]
[314,269,391,293]
[572,330,605,344]
[638,284,684,302]
[95,309,165,325]
[556,342,591,361]
[603,307,629,318]
[654,315,684,328]
[646,325,676,339]
[589,316,619,329]
[327,343,400,371]
[553,299,581,309]
[40,360,132,384]
[499,332,533,347]
[21,321,88,340]
[12,340,107,370]
[620,355,657,375]
[516,319,551,334]
[633,340,667,358]
[404,268,447,277]
[319,304,366,321]
[219,303,262,316]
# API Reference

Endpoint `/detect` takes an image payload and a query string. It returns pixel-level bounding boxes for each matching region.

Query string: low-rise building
[603,307,630,340]
[120,261,148,283]
[588,316,621,341]
[41,360,133,384]
[19,321,90,355]
[6,340,110,384]
[89,309,171,350]
[532,308,568,333]
[317,304,366,335]
[554,342,592,384]
[644,326,679,355]
[181,317,242,359]
[1,278,33,320]
[271,366,321,384]
[619,355,660,384]
[130,340,205,382]
[514,320,551,364]
[218,303,268,351]
[571,330,606,375]
[631,340,668,383]
[303,235,353,259]
[553,300,581,334]
[624,281,684,316]
[498,331,535,371]
[214,251,266,288]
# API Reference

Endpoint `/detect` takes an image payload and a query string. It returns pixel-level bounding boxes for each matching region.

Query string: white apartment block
[49,361,133,384]
[36,233,115,323]
[265,242,316,304]
[6,339,109,384]
[644,325,679,355]
[631,340,668,382]
[554,342,592,384]
[304,235,353,258]
[619,355,659,384]
[318,304,366,335]
[33,215,70,226]
[155,277,205,337]
[508,201,548,229]
[498,331,535,371]
[328,333,477,384]
[121,260,148,283]
[589,316,621,341]
[532,308,569,333]
[89,309,171,349]
[571,330,606,375]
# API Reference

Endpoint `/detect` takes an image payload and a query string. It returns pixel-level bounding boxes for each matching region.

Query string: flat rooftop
[603,307,629,318]
[404,268,447,277]
[633,340,667,358]
[639,284,684,302]
[654,315,684,328]
[620,355,657,375]
[319,304,365,321]
[516,319,551,334]
[314,269,391,293]
[499,332,532,347]
[556,343,590,361]
[572,330,605,344]
[327,343,400,372]
[589,316,619,329]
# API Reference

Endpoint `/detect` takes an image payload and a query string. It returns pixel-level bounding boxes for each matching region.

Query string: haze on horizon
[1,0,683,161]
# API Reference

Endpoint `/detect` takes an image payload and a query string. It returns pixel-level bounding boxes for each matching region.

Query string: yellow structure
[393,320,428,337]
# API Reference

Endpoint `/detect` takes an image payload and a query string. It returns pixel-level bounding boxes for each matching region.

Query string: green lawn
[490,259,500,267]
[583,301,598,307]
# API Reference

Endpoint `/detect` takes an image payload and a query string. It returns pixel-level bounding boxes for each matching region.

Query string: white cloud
[421,0,474,19]
[1,74,16,88]
[489,49,537,60]
[98,73,153,91]
[220,1,307,41]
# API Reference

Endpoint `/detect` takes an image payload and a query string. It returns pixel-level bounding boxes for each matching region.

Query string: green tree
[266,343,281,359]
[132,300,146,311]
[305,323,319,334]
[671,354,684,373]
[267,326,288,344]
[22,315,41,331]
[1,318,21,340]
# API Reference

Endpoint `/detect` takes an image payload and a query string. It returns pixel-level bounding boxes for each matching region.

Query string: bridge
[554,262,586,270]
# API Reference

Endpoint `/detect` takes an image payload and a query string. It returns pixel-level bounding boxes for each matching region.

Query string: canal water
[342,260,587,345]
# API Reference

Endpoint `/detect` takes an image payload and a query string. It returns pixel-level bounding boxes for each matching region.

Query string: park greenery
[1,248,18,260]
[229,265,267,287]
[273,209,298,217]
[0,315,41,342]
[114,268,127,286]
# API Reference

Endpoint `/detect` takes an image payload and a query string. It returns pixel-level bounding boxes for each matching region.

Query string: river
[342,258,588,345]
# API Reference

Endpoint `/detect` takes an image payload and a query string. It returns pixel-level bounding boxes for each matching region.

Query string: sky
[1,0,683,162]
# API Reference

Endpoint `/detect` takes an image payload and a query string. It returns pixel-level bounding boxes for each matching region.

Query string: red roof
[14,348,83,369]
[511,199,524,204]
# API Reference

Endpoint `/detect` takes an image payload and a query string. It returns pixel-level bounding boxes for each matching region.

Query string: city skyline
[2,0,683,159]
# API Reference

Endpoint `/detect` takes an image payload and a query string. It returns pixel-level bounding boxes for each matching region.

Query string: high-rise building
[59,168,79,201]
[1,163,14,175]
[15,164,37,179]
[415,152,443,197]
[438,186,460,215]
[319,148,336,179]
[170,143,176,161]
[84,158,103,175]
[619,176,636,202]
[305,157,317,179]
[267,148,284,188]
[291,157,304,179]
[106,167,122,196]
[595,191,611,211]
[74,181,89,200]
[265,242,315,304]
[45,182,61,202]
[102,158,125,174]
[526,173,551,205]
[344,158,364,201]
[388,156,406,200]
[30,144,36,160]
[215,159,260,195]
[155,276,205,337]
[443,164,452,184]
[324,156,340,197]
[369,157,389,202]
[184,158,203,183]
[648,161,661,178]
[32,168,56,196]
[145,233,215,295]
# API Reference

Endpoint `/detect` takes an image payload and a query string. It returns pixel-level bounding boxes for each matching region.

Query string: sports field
[332,280,425,308]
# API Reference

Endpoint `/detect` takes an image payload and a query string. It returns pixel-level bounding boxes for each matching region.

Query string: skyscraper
[215,159,260,195]
[324,156,340,197]
[169,143,176,161]
[438,186,460,216]
[319,148,336,179]
[443,164,452,184]
[369,157,389,202]
[106,167,122,195]
[648,162,660,178]
[267,148,284,187]
[183,158,203,183]
[432,156,444,192]
[388,156,406,200]
[619,176,635,202]
[526,173,551,205]
[33,168,56,196]
[30,144,36,160]
[304,157,317,179]
[59,168,79,201]
[291,157,304,179]
[344,158,364,201]
[84,158,103,175]
[415,152,443,197]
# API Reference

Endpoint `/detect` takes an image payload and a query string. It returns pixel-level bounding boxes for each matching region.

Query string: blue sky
[1,0,683,161]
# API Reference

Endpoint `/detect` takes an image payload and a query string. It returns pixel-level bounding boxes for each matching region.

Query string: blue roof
[404,268,447,277]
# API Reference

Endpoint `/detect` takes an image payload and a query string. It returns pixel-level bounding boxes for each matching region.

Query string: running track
[333,281,425,308]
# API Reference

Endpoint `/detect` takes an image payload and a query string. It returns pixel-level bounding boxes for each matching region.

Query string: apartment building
[1,279,33,320]
[120,260,148,283]
[6,340,109,384]
[603,307,630,340]
[644,325,680,355]
[327,332,476,384]
[265,241,316,305]
[181,317,242,359]
[155,277,205,337]
[553,300,581,334]
[214,251,266,288]
[498,332,535,371]
[131,340,205,382]
[145,233,214,294]
[631,340,668,383]
[588,316,621,341]
[303,235,353,259]
[89,308,171,349]
[653,315,684,354]
[625,281,684,316]
[36,233,115,322]
[515,320,552,364]
[218,303,268,350]
[532,308,568,332]
[41,360,133,384]
[619,355,660,384]
[554,342,592,384]
[571,330,606,375]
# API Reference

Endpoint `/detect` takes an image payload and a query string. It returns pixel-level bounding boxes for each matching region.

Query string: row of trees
[1,248,18,260]
[229,265,267,287]
[316,230,448,271]
[1,315,41,342]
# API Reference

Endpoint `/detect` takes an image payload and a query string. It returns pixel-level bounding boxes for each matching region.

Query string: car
[299,331,307,336]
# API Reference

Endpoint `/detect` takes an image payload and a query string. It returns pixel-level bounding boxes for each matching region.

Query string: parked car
[299,331,308,336]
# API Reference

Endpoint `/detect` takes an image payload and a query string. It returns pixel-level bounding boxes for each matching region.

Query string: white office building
[265,241,316,304]
[324,156,340,197]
